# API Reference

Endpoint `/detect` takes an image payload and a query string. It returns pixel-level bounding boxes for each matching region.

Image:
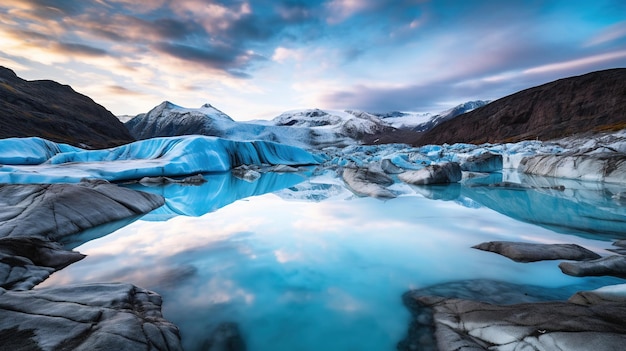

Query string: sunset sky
[1,0,625,120]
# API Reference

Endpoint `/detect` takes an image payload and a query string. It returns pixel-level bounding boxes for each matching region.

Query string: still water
[40,171,626,350]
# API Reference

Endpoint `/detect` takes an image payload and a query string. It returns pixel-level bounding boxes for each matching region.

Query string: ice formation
[0,136,322,183]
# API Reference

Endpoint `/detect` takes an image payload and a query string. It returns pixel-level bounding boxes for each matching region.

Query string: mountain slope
[125,103,394,148]
[0,66,133,148]
[413,100,490,132]
[413,69,626,145]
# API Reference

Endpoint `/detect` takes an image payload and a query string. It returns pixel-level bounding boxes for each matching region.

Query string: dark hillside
[0,66,134,148]
[413,68,626,145]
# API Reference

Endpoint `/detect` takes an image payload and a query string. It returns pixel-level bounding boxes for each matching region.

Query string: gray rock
[460,152,503,172]
[559,255,626,278]
[519,153,626,184]
[399,279,587,351]
[381,158,404,174]
[568,284,626,305]
[403,285,626,351]
[398,162,462,185]
[472,241,601,262]
[342,167,396,198]
[613,239,626,248]
[0,237,84,290]
[0,182,165,242]
[0,283,182,350]
[139,174,207,185]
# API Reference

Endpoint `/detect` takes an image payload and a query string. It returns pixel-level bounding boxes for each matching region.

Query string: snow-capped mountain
[372,111,434,129]
[125,103,394,149]
[413,100,490,132]
[268,108,392,139]
[125,101,235,140]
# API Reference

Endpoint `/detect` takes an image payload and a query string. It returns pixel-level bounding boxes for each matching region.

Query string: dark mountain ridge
[0,66,133,148]
[412,68,626,146]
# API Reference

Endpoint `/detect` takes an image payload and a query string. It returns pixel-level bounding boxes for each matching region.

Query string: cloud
[585,20,626,47]
[523,50,626,75]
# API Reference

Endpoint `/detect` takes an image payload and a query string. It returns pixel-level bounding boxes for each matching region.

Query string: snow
[0,136,321,183]
[125,103,388,149]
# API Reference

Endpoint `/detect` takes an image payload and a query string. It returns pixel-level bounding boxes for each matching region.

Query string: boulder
[398,162,462,185]
[559,255,626,278]
[0,283,182,350]
[519,153,626,184]
[342,167,396,198]
[0,237,84,290]
[460,152,503,172]
[0,181,165,242]
[412,295,626,351]
[472,241,601,262]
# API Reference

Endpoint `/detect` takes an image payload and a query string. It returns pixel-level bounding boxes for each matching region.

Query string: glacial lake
[40,170,626,351]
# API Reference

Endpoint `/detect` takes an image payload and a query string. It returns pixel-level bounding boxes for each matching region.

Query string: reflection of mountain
[460,174,626,239]
[126,171,309,220]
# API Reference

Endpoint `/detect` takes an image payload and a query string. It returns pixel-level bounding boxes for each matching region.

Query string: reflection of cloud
[274,249,302,263]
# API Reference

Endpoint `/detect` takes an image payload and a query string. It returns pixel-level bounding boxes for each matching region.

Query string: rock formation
[0,66,134,148]
[0,283,182,350]
[473,241,601,263]
[413,68,626,145]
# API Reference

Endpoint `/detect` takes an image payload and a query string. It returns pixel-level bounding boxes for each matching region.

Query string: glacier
[0,135,322,183]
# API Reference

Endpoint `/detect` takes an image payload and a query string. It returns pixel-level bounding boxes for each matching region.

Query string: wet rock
[342,167,396,198]
[202,322,246,351]
[0,182,165,242]
[519,153,626,184]
[398,162,461,185]
[0,237,84,290]
[0,283,182,350]
[232,165,262,182]
[139,174,207,185]
[399,279,591,351]
[559,255,626,278]
[381,158,404,174]
[472,241,601,262]
[613,239,626,248]
[412,294,626,351]
[460,152,503,172]
[568,284,626,305]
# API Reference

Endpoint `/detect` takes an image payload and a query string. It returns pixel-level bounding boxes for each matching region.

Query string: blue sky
[1,0,625,120]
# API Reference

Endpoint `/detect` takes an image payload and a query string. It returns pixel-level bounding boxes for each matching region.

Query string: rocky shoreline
[0,181,181,350]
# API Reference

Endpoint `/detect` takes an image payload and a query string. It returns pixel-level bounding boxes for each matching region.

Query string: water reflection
[461,172,626,239]
[40,170,625,350]
[126,171,309,220]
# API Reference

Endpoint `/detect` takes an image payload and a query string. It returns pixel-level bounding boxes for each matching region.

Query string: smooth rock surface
[519,153,626,184]
[0,237,84,290]
[398,162,462,185]
[416,295,626,351]
[559,255,626,278]
[0,181,165,242]
[342,167,396,198]
[0,283,182,350]
[460,152,503,172]
[473,241,601,262]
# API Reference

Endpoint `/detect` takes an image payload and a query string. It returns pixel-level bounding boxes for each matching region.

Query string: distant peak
[201,103,214,109]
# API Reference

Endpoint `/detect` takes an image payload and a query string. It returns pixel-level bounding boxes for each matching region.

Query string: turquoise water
[40,172,625,350]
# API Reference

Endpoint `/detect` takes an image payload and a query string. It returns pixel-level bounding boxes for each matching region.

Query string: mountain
[413,100,490,132]
[125,101,235,140]
[413,69,626,145]
[125,103,394,148]
[0,66,133,148]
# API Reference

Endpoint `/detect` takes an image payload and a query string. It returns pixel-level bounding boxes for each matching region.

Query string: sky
[1,0,626,121]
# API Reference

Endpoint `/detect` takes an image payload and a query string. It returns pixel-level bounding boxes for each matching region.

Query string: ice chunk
[0,136,321,183]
